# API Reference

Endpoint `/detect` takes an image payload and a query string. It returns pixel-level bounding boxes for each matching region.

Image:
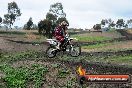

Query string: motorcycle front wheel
[69,44,81,57]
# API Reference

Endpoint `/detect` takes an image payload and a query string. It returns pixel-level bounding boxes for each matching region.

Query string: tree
[38,20,44,34]
[124,24,128,28]
[3,1,21,29]
[3,14,10,28]
[93,24,101,30]
[127,19,132,24]
[46,13,57,22]
[38,19,52,38]
[23,24,27,30]
[127,19,132,28]
[26,17,33,30]
[32,24,38,30]
[46,2,68,28]
[116,19,125,29]
[101,19,106,26]
[0,17,2,26]
[46,13,57,30]
[101,18,115,28]
[109,21,116,28]
[0,17,2,23]
[49,3,66,18]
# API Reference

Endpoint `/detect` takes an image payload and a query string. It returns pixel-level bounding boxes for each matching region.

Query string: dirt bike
[46,34,81,58]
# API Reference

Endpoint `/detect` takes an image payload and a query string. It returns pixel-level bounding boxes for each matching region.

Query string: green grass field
[72,36,112,42]
[82,43,112,49]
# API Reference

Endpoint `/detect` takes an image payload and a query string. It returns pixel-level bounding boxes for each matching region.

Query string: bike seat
[47,39,57,41]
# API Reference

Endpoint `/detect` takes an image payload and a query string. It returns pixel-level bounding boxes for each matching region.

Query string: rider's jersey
[54,25,67,42]
[54,26,67,37]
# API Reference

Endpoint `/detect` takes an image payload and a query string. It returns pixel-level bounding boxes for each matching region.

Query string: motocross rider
[54,21,69,50]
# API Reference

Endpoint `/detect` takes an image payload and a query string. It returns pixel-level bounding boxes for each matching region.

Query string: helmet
[60,21,68,26]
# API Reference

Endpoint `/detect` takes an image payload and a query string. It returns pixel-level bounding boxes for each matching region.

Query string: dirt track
[0,34,132,72]
[0,34,132,53]
[0,35,47,53]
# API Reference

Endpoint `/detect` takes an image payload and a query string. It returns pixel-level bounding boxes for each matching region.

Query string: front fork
[66,44,73,52]
[70,45,74,51]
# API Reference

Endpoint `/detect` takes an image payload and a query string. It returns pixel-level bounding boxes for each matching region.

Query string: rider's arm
[64,26,68,35]
[55,27,61,36]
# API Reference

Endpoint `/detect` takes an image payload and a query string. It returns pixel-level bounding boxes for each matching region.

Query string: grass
[0,51,78,87]
[0,64,48,88]
[72,35,112,42]
[0,30,40,35]
[82,41,122,49]
[108,54,132,64]
[82,43,112,49]
[103,48,132,52]
[82,54,132,66]
[57,68,70,78]
[0,51,43,63]
[0,30,26,35]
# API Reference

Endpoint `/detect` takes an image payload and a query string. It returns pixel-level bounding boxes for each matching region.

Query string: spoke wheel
[70,44,81,57]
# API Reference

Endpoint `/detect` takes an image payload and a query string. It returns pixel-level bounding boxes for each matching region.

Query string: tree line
[93,18,132,31]
[0,1,132,36]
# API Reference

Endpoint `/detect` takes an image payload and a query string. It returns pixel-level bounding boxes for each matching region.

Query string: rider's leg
[56,42,61,49]
[59,38,65,49]
[56,36,64,50]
